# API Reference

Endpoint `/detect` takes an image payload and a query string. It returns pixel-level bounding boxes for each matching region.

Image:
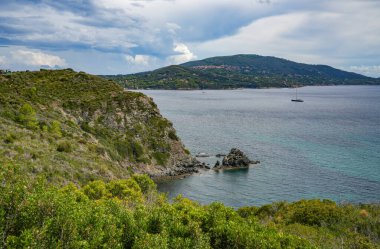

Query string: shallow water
[140,86,380,207]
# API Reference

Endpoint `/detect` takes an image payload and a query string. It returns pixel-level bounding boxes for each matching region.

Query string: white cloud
[191,1,380,71]
[11,49,66,67]
[125,54,157,66]
[0,56,7,66]
[347,65,380,77]
[166,22,181,35]
[124,45,196,70]
[167,42,196,64]
[1,0,380,75]
[0,3,143,53]
[191,12,316,61]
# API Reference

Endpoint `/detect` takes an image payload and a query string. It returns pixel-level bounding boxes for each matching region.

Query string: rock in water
[214,148,258,170]
[222,148,251,167]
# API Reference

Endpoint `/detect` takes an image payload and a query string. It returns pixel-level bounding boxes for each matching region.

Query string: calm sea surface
[140,86,380,207]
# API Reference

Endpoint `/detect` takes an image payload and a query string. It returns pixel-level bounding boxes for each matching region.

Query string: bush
[82,180,108,200]
[285,200,343,227]
[132,234,168,249]
[106,179,143,202]
[153,152,169,166]
[17,103,39,129]
[4,133,17,144]
[56,141,73,153]
[131,174,156,194]
[49,120,62,137]
[168,130,178,141]
[237,206,259,218]
[2,168,380,249]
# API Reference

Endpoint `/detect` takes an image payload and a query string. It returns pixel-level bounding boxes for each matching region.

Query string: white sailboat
[291,87,304,102]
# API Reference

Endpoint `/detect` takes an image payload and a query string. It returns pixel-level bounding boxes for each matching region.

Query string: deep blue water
[140,86,380,207]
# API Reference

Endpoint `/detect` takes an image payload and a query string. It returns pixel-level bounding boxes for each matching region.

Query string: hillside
[0,69,199,184]
[103,54,380,89]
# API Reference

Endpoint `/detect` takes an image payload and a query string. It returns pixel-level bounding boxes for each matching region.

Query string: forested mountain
[104,54,379,89]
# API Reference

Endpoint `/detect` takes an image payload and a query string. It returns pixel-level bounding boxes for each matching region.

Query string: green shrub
[56,141,73,153]
[132,234,168,249]
[82,180,108,200]
[2,167,380,249]
[168,130,178,141]
[49,120,62,137]
[237,206,259,218]
[131,141,145,162]
[18,103,39,129]
[106,179,142,202]
[131,174,156,194]
[114,139,132,160]
[153,152,169,166]
[4,133,17,144]
[285,199,343,227]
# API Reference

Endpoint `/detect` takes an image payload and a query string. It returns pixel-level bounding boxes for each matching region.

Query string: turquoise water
[140,86,380,207]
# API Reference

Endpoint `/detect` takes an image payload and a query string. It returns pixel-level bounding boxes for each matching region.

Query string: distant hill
[0,69,196,184]
[103,54,380,89]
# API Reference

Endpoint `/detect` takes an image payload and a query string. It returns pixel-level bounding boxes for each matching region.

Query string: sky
[0,0,379,77]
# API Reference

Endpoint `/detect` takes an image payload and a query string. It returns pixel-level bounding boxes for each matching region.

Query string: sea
[139,86,380,207]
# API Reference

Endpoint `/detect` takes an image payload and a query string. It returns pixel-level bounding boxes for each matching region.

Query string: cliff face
[0,69,196,184]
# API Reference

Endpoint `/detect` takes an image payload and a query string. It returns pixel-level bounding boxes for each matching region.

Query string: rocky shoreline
[149,157,210,180]
[151,148,259,180]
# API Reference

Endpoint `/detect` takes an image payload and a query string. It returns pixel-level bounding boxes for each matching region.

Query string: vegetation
[103,54,380,89]
[0,69,187,184]
[1,68,380,248]
[1,166,379,248]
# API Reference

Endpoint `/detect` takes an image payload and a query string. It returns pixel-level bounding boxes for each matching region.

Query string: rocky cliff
[0,69,199,184]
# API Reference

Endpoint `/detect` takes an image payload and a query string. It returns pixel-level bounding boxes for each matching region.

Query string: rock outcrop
[214,148,259,170]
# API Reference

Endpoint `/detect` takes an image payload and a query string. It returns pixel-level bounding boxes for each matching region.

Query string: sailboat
[291,87,304,102]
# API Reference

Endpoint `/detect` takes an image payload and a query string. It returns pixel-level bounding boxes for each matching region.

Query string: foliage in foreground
[1,166,380,249]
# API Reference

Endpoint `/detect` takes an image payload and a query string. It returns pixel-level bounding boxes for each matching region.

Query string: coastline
[128,84,380,91]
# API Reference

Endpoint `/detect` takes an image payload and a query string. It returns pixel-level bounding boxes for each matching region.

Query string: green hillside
[0,69,195,184]
[103,54,380,89]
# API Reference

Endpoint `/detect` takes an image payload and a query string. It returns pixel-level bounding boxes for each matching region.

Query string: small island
[214,148,260,170]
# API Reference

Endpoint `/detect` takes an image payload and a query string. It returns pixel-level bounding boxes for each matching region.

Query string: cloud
[347,65,380,77]
[125,54,157,66]
[0,55,6,65]
[166,22,181,36]
[0,1,145,53]
[0,0,379,75]
[167,43,196,64]
[257,0,271,4]
[10,49,66,67]
[191,1,380,73]
[125,43,196,69]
